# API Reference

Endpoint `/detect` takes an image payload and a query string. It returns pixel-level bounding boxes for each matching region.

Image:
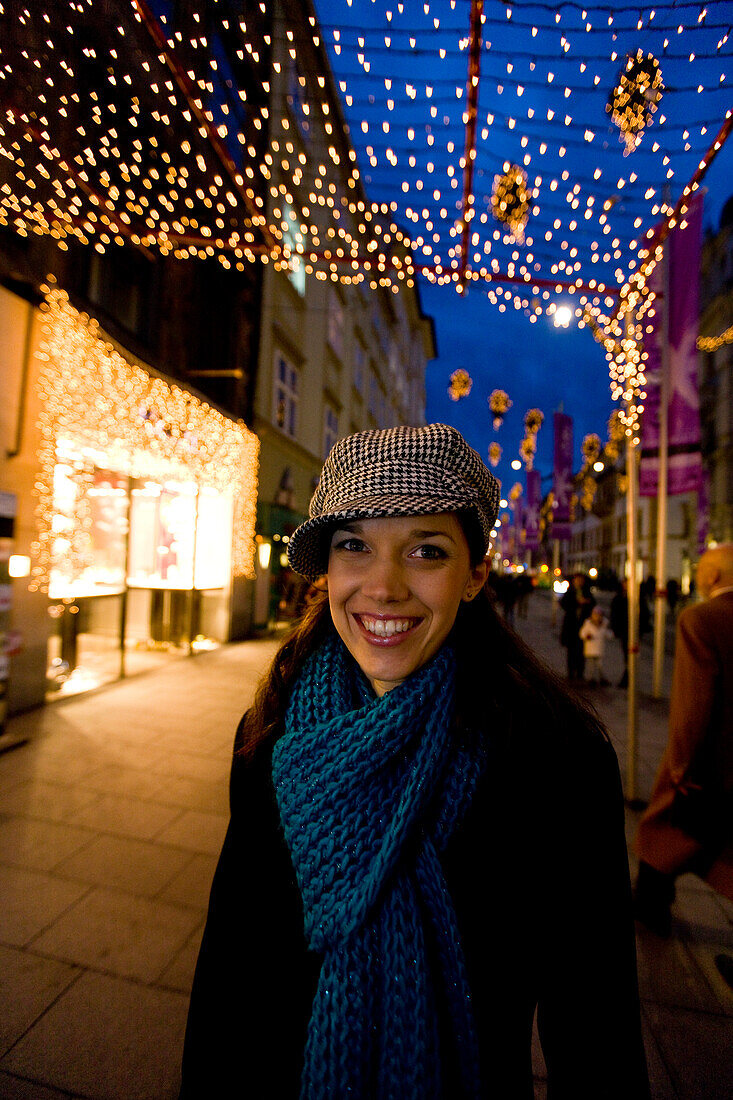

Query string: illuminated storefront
[35,285,258,698]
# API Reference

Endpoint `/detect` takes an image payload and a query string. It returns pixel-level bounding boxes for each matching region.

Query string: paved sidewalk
[0,596,731,1099]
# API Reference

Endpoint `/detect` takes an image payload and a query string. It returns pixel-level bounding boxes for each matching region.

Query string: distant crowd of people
[486,570,534,623]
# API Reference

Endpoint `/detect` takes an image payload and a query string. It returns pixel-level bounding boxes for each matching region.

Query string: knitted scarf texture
[272,631,485,1100]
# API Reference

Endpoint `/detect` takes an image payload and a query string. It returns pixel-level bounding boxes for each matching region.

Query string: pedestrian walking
[579,605,613,685]
[498,571,519,623]
[666,577,681,617]
[559,572,594,680]
[610,578,651,688]
[180,424,650,1100]
[516,571,533,618]
[634,544,733,941]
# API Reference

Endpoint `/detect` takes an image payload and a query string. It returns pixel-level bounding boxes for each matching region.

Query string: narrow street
[0,591,731,1099]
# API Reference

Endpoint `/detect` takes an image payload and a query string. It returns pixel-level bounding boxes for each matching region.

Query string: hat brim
[287,494,490,581]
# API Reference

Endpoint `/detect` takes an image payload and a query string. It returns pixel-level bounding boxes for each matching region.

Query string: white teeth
[360,617,414,637]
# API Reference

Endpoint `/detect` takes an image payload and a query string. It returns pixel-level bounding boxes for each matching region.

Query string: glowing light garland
[698,323,733,351]
[31,283,259,592]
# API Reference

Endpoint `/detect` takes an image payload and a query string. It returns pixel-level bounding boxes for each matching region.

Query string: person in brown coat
[634,544,733,939]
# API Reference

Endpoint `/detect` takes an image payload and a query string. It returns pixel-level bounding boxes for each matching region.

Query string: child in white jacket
[579,606,613,684]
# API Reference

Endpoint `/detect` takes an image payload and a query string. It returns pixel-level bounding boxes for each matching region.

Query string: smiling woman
[327,513,488,696]
[180,424,651,1100]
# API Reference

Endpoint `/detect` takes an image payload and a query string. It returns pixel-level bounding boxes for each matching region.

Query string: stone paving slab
[1,971,189,1100]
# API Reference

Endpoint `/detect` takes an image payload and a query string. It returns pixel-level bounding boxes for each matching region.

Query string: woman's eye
[333,537,367,553]
[411,544,447,561]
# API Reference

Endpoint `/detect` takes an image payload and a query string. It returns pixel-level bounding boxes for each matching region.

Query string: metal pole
[652,224,670,696]
[625,310,640,801]
[551,538,560,626]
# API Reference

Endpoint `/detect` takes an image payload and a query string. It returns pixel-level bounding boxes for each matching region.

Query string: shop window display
[47,464,233,696]
[47,462,129,694]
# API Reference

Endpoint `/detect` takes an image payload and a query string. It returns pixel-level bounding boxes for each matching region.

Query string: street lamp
[553,305,573,328]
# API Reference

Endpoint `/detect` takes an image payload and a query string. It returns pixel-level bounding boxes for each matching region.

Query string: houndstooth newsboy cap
[287,423,500,580]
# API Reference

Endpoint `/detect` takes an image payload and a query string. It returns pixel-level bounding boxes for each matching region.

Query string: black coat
[559,589,594,649]
[180,714,650,1100]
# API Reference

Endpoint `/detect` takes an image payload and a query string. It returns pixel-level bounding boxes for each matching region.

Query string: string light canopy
[607,50,664,155]
[0,0,415,293]
[0,0,730,398]
[31,281,259,593]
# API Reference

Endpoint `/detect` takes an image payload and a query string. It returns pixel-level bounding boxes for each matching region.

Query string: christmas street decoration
[519,408,544,469]
[447,369,472,402]
[488,442,502,468]
[519,435,537,470]
[607,50,663,155]
[489,389,512,430]
[491,163,531,243]
[581,433,602,463]
[523,409,545,435]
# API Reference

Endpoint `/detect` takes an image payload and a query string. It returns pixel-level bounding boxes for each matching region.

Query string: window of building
[87,250,151,340]
[323,404,339,459]
[328,290,345,359]
[273,352,299,438]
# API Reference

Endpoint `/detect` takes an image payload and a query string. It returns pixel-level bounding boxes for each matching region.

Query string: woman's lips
[353,613,421,645]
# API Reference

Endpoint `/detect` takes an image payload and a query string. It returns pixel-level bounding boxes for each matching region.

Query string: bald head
[697,544,733,599]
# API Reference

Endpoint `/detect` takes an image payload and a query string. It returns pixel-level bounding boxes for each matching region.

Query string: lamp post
[624,308,640,802]
[652,233,670,698]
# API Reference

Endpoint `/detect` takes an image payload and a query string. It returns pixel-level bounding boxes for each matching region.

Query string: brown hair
[237,581,606,760]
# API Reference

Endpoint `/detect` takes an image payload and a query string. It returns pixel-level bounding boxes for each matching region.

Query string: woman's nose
[360,555,409,602]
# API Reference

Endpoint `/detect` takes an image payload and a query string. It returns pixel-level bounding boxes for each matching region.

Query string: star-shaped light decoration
[490,163,531,243]
[447,369,472,402]
[607,50,663,155]
[488,389,513,430]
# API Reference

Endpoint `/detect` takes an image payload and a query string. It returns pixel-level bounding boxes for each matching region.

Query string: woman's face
[327,512,488,697]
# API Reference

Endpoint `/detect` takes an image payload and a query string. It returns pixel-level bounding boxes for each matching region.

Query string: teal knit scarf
[272,630,485,1100]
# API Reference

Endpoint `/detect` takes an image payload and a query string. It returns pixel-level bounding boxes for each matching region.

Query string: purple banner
[552,412,573,540]
[524,469,541,551]
[640,196,703,496]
